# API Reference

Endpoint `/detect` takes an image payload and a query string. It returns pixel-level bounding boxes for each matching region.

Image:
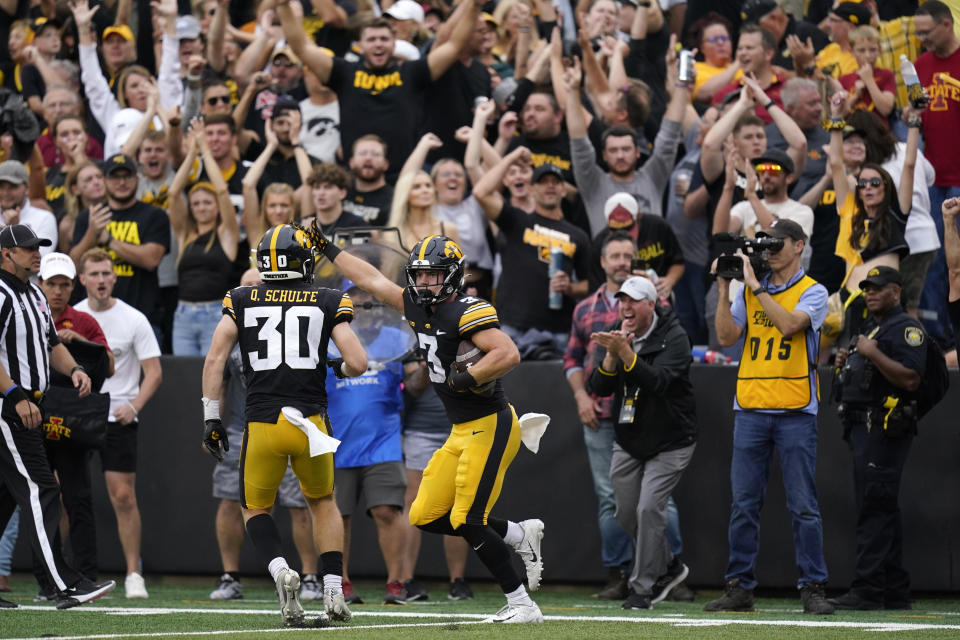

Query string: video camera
[0,88,41,162]
[714,233,783,281]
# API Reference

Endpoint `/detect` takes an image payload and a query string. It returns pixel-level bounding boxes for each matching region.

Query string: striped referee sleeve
[0,280,55,393]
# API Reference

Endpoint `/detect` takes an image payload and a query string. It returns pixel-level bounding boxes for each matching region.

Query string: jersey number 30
[245,306,323,370]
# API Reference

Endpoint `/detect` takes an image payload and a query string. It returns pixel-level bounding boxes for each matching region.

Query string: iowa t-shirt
[327,58,432,182]
[494,204,590,333]
[72,200,171,325]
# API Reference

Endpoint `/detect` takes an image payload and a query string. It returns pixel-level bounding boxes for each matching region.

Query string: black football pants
[0,418,83,592]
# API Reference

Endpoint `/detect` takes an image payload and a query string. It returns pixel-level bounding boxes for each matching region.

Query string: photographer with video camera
[829,266,932,611]
[707,218,833,615]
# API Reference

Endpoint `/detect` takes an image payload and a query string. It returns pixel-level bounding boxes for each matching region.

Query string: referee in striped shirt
[0,224,115,609]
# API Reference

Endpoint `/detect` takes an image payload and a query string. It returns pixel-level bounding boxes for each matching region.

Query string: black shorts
[100,421,139,473]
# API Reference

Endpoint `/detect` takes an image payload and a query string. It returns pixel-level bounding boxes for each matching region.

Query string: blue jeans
[172,300,223,356]
[673,261,707,344]
[0,507,20,576]
[666,495,683,557]
[584,420,633,569]
[726,411,828,590]
[921,186,960,349]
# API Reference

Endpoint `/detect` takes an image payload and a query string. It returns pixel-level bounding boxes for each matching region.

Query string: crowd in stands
[1,0,959,609]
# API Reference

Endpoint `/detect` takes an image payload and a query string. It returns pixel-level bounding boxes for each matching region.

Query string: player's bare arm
[202,315,239,400]
[466,327,521,385]
[330,322,369,377]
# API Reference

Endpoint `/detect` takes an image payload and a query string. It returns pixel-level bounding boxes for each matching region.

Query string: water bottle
[548,246,563,310]
[691,347,732,364]
[900,54,929,108]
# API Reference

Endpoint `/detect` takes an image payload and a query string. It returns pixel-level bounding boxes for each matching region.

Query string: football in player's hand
[455,339,484,373]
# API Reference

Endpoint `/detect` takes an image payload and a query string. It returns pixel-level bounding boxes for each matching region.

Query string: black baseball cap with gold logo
[102,153,137,176]
[859,266,903,289]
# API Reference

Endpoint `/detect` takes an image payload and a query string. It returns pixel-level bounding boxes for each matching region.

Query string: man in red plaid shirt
[563,231,636,600]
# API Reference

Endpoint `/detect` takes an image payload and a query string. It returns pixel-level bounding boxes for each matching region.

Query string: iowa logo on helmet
[294,228,311,249]
[443,240,462,260]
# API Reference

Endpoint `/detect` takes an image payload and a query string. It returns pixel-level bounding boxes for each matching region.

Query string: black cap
[31,16,62,34]
[102,153,137,176]
[842,125,866,140]
[859,266,903,290]
[757,218,807,242]
[832,2,872,26]
[741,0,778,24]
[532,164,564,183]
[0,224,53,249]
[271,99,301,120]
[751,148,795,175]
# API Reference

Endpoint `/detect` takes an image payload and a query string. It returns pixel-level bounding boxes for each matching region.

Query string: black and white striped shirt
[0,270,59,394]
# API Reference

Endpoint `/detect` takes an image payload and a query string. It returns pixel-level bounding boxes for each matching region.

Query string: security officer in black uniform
[830,266,925,611]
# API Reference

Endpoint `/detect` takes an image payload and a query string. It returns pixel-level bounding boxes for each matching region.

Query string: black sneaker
[703,578,754,612]
[0,596,17,609]
[622,590,652,610]
[447,578,473,601]
[828,590,882,611]
[651,561,690,604]
[403,579,429,602]
[34,586,57,602]
[596,568,629,601]
[56,579,116,610]
[667,581,696,602]
[800,583,835,615]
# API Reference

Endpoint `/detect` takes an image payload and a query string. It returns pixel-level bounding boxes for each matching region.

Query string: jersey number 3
[416,333,446,383]
[245,306,324,370]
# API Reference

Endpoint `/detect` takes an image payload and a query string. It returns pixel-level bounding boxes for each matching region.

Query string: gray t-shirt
[436,196,494,270]
[572,118,682,236]
[666,125,709,267]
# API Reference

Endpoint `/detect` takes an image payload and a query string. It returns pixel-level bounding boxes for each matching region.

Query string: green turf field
[1,577,959,639]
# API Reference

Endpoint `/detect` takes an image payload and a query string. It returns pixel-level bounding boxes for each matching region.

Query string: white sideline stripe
[4,606,960,636]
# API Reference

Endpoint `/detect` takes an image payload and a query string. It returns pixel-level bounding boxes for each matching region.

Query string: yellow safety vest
[736,275,819,410]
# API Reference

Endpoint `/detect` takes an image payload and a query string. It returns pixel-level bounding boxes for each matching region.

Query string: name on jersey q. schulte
[249,289,320,303]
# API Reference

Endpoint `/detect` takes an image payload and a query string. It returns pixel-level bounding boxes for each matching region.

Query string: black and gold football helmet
[405,235,465,305]
[256,224,317,283]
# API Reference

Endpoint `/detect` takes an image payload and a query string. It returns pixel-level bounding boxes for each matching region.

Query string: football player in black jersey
[201,224,368,628]
[314,230,546,624]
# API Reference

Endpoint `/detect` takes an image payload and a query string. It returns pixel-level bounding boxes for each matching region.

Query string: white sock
[505,585,534,606]
[267,557,289,582]
[323,574,343,591]
[504,520,523,546]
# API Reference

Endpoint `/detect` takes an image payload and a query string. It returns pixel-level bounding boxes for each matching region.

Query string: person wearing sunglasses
[828,93,920,284]
[828,91,923,340]
[727,148,814,267]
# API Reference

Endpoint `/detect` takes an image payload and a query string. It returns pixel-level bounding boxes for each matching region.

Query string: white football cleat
[513,519,544,590]
[324,586,352,622]
[275,568,305,627]
[484,602,544,623]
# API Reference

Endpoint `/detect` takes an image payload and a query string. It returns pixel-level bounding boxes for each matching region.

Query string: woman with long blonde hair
[388,133,460,252]
[167,125,239,355]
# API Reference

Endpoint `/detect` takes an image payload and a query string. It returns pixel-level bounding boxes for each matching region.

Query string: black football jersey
[403,291,508,424]
[223,282,354,422]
